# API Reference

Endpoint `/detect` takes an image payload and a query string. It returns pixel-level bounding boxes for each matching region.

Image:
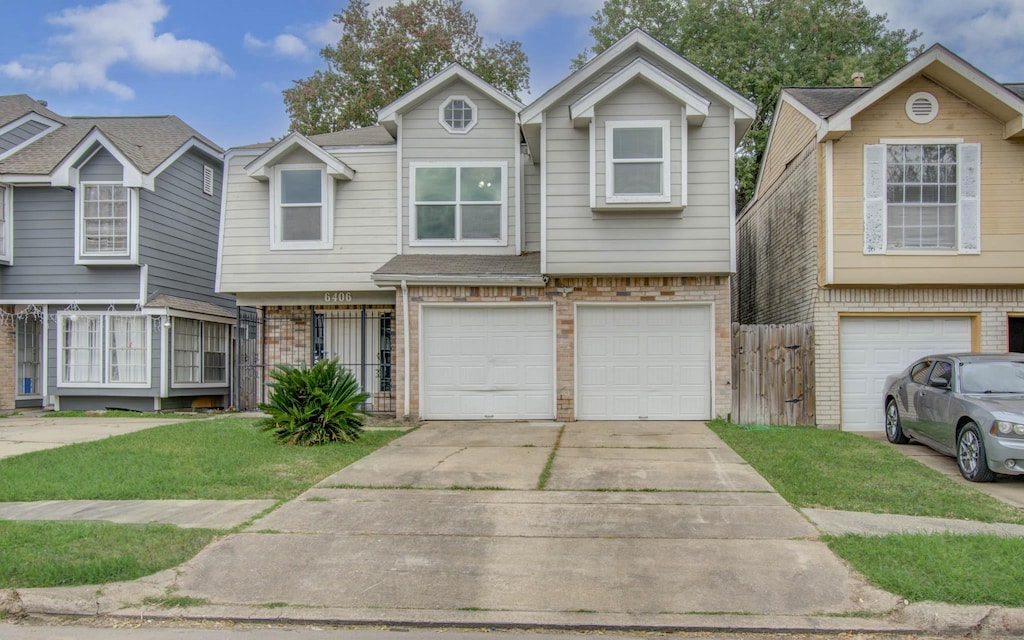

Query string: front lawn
[0,417,404,501]
[708,419,1024,524]
[0,520,217,588]
[710,419,1024,606]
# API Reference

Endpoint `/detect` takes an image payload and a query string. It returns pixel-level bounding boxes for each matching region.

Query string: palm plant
[259,359,369,446]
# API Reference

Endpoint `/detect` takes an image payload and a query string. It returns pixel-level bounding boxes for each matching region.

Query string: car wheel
[956,423,996,482]
[885,399,910,444]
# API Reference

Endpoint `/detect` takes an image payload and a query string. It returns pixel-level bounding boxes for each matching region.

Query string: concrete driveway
[158,421,900,629]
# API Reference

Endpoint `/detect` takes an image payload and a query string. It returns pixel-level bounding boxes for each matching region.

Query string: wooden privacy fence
[731,323,815,426]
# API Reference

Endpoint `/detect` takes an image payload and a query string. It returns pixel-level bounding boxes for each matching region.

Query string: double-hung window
[411,162,505,245]
[272,165,331,249]
[885,144,957,250]
[606,120,671,203]
[172,318,229,385]
[864,140,980,254]
[60,313,149,386]
[77,182,137,263]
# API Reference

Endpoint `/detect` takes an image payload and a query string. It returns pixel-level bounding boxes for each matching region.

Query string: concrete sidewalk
[0,413,207,459]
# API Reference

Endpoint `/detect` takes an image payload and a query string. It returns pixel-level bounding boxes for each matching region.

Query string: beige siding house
[734,45,1024,431]
[218,30,755,421]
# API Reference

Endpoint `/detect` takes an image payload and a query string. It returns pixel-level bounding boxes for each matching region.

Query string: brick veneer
[395,276,732,421]
[812,287,1024,429]
[0,307,15,411]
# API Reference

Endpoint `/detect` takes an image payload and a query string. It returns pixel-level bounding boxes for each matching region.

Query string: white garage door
[577,305,711,420]
[421,306,554,420]
[840,316,972,431]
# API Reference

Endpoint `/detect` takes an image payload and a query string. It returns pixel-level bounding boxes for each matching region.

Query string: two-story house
[734,45,1024,431]
[218,30,755,421]
[0,95,234,412]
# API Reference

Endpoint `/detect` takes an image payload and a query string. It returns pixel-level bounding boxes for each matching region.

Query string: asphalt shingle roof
[0,95,222,176]
[374,253,542,278]
[145,294,235,319]
[233,125,395,151]
[784,87,870,118]
[1005,84,1024,100]
[0,94,65,128]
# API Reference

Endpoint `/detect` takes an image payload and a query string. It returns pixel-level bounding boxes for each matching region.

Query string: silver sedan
[883,353,1024,482]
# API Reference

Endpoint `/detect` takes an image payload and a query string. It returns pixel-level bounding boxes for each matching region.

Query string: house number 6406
[323,292,353,302]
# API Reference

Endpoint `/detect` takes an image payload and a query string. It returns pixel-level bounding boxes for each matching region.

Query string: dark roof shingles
[784,87,871,118]
[374,253,542,277]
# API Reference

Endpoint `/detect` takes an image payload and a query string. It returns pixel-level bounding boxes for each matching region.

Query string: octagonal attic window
[439,96,477,134]
[906,92,939,124]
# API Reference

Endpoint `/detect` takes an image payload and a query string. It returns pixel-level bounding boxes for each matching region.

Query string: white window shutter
[958,142,981,254]
[863,144,886,254]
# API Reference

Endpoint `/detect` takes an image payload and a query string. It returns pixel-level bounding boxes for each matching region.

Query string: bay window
[173,318,229,385]
[60,313,149,386]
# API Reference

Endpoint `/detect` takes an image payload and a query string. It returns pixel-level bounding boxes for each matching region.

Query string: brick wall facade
[0,307,15,411]
[813,287,1024,429]
[733,143,819,325]
[396,276,732,421]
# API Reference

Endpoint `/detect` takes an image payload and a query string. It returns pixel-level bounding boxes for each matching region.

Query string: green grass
[536,424,565,490]
[708,419,1024,524]
[0,417,404,501]
[824,533,1024,606]
[0,520,217,589]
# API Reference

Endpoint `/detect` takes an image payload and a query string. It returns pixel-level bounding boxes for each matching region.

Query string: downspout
[401,279,411,419]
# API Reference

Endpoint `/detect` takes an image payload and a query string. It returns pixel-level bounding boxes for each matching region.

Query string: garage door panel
[422,306,554,420]
[577,305,712,420]
[840,316,971,431]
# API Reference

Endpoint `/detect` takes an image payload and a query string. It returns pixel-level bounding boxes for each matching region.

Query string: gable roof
[568,57,711,127]
[233,125,395,151]
[0,94,65,128]
[377,63,524,135]
[520,29,755,139]
[805,44,1024,141]
[244,131,355,181]
[783,87,869,120]
[0,97,222,183]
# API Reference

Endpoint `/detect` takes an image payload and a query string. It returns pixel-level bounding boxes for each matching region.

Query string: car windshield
[960,361,1024,393]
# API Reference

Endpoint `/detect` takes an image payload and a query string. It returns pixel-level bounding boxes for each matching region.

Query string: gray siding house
[218,30,754,422]
[0,95,234,412]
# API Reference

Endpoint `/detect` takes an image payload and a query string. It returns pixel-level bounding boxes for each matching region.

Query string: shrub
[259,359,369,446]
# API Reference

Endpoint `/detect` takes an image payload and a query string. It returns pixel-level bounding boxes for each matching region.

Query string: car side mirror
[930,378,950,389]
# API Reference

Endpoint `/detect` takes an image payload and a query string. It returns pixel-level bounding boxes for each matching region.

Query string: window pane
[443,99,473,130]
[886,144,958,250]
[63,316,102,383]
[108,316,147,383]
[281,206,323,242]
[281,170,322,204]
[415,167,456,201]
[173,318,201,383]
[462,205,501,239]
[613,127,662,159]
[460,167,502,202]
[613,162,662,195]
[416,205,456,240]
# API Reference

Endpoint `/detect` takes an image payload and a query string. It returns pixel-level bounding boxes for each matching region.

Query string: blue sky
[1,0,1022,149]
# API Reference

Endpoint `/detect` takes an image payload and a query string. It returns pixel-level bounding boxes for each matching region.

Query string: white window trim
[56,312,152,389]
[438,95,478,134]
[171,317,231,388]
[269,163,334,250]
[866,137,977,255]
[604,120,672,204]
[0,184,12,265]
[74,181,139,265]
[409,161,508,247]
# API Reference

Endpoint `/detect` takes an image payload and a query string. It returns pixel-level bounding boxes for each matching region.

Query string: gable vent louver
[905,92,938,124]
[202,165,214,196]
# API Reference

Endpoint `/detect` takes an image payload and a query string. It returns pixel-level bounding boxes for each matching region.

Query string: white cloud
[0,0,230,100]
[862,0,1024,81]
[244,32,310,59]
[308,17,344,46]
[462,0,604,36]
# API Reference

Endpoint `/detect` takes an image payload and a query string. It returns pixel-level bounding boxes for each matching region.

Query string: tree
[284,0,530,135]
[575,0,921,206]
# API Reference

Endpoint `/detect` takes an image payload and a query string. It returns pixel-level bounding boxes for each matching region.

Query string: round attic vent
[906,92,938,124]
